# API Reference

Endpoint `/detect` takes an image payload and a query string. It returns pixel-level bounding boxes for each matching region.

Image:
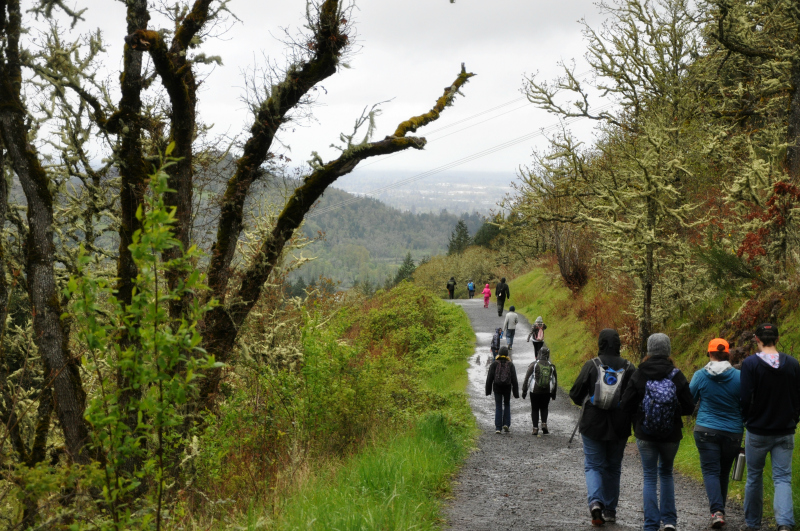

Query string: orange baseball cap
[708,338,729,353]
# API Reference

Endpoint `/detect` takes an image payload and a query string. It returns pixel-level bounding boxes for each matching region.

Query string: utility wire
[308,102,614,219]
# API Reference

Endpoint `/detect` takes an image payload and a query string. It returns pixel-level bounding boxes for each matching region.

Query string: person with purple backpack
[620,333,695,531]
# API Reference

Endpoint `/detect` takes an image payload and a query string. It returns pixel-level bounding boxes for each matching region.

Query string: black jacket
[486,359,519,398]
[495,282,510,300]
[740,353,800,436]
[570,354,634,441]
[620,357,695,442]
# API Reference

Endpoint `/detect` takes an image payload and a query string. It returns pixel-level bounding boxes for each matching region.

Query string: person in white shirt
[503,306,519,350]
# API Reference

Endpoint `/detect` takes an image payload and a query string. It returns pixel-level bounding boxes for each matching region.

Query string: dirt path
[444,299,745,530]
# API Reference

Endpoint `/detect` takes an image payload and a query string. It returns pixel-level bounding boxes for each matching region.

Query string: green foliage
[447,219,471,255]
[393,252,416,286]
[63,164,219,529]
[413,246,499,299]
[473,218,501,248]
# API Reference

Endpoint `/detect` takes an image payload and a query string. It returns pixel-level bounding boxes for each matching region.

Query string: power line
[308,103,614,218]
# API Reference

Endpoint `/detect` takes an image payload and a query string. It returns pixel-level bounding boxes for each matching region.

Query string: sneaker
[711,511,725,528]
[663,525,676,531]
[590,502,605,527]
[777,526,791,531]
[541,423,549,434]
[502,425,509,432]
[532,426,539,435]
[602,511,615,523]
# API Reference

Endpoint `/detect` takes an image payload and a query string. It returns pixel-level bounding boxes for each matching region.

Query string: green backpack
[533,361,553,392]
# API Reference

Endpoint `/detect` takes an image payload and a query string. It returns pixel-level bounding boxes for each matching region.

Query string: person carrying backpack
[527,316,547,357]
[620,333,694,531]
[485,345,519,434]
[740,323,800,531]
[446,277,457,299]
[503,306,519,351]
[467,279,475,299]
[495,277,510,316]
[482,283,492,308]
[689,338,742,529]
[569,329,635,526]
[490,327,503,359]
[522,344,557,435]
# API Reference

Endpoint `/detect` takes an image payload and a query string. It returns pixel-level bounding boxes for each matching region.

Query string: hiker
[490,327,503,359]
[485,345,519,434]
[527,316,547,357]
[495,277,510,316]
[522,343,557,435]
[446,276,457,299]
[467,279,475,299]
[569,329,635,527]
[503,306,519,351]
[482,283,492,308]
[620,333,694,531]
[740,323,800,531]
[688,338,742,529]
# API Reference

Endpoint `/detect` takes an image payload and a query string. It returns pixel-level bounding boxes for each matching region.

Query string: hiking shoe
[502,425,509,432]
[532,426,538,435]
[711,511,725,528]
[590,502,605,527]
[541,423,549,434]
[495,429,501,434]
[663,525,676,531]
[602,511,615,523]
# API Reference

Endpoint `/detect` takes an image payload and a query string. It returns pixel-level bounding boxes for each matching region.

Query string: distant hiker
[569,329,635,527]
[485,345,519,434]
[467,279,475,299]
[522,344,557,436]
[527,316,547,357]
[490,327,503,359]
[740,323,800,531]
[446,276,456,299]
[689,338,742,529]
[482,283,492,308]
[503,306,519,350]
[620,333,694,531]
[495,277,510,316]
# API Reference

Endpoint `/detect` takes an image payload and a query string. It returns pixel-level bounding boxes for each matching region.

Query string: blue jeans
[582,435,626,515]
[637,439,679,531]
[694,429,742,514]
[744,431,795,528]
[494,386,511,430]
[506,329,516,348]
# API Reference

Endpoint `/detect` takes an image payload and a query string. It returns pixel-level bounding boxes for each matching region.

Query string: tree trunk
[786,56,800,183]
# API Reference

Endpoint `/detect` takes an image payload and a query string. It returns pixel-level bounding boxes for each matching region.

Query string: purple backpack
[641,368,680,437]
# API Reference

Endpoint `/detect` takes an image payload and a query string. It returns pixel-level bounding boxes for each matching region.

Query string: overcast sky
[65,0,605,187]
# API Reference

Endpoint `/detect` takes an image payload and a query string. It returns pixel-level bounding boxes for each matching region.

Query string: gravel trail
[444,298,745,531]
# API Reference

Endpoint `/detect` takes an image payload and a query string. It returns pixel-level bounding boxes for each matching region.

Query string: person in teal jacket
[689,338,743,529]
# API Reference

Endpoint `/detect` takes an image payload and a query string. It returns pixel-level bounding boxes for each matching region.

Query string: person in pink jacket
[482,283,492,308]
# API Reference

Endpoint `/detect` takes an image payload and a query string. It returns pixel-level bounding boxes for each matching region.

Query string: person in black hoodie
[446,277,456,299]
[486,346,519,434]
[740,323,800,531]
[569,329,635,526]
[620,333,694,531]
[495,277,510,317]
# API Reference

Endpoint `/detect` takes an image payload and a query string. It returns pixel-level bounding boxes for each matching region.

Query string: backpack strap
[668,368,679,380]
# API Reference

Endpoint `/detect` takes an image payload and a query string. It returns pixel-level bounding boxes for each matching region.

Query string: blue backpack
[641,368,680,437]
[468,282,475,291]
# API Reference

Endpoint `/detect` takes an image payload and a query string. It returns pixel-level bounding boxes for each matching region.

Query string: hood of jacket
[637,356,676,380]
[537,345,550,361]
[598,329,621,357]
[534,316,544,325]
[704,360,735,381]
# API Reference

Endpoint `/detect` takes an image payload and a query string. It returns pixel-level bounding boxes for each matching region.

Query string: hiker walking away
[689,338,742,529]
[490,327,503,359]
[503,306,519,351]
[522,344,557,436]
[620,333,694,531]
[446,276,457,299]
[485,346,519,434]
[495,277,510,316]
[467,279,475,299]
[482,283,492,308]
[569,329,635,527]
[740,323,800,531]
[527,316,547,357]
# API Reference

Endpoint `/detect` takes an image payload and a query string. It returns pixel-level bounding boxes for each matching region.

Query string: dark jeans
[530,393,550,425]
[494,385,511,430]
[448,289,454,299]
[637,439,680,531]
[694,429,742,514]
[468,289,475,298]
[497,297,505,316]
[532,340,544,357]
[506,329,516,348]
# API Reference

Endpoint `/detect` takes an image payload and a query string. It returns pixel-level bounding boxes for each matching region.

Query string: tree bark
[786,55,800,182]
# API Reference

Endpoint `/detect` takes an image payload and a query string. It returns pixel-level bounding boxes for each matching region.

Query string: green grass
[263,291,476,530]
